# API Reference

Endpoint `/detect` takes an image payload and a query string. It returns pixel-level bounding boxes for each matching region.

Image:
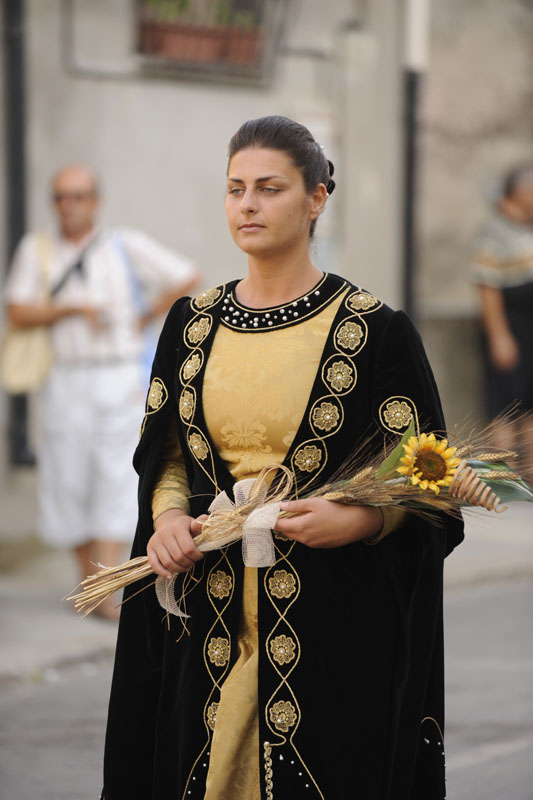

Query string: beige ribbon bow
[208,477,280,568]
[155,465,293,618]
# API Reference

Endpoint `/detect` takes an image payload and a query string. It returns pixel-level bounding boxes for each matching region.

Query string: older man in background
[4,164,199,618]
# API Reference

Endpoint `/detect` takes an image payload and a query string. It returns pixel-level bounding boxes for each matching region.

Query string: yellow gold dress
[151,289,401,799]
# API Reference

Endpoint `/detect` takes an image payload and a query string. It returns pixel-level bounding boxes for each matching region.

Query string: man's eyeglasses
[53,191,95,204]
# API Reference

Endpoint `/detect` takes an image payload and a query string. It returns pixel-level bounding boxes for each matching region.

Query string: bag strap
[34,233,53,302]
[49,233,100,298]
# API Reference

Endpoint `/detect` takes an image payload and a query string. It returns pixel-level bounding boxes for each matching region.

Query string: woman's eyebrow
[227,175,287,184]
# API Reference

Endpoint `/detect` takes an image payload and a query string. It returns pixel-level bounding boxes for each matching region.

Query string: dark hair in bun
[228,115,335,238]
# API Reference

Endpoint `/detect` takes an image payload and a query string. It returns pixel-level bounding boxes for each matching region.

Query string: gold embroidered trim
[269,700,298,732]
[193,287,222,310]
[333,315,367,357]
[421,715,445,744]
[208,570,233,599]
[139,377,168,438]
[181,352,203,381]
[146,377,168,413]
[293,444,322,473]
[335,320,364,351]
[292,286,370,499]
[264,742,274,800]
[383,399,412,429]
[268,569,297,599]
[270,634,296,665]
[206,701,219,731]
[324,358,356,393]
[139,417,147,440]
[346,290,381,312]
[311,401,340,432]
[178,288,230,800]
[182,550,232,796]
[185,315,212,346]
[207,636,230,666]
[179,388,195,422]
[188,431,209,460]
[221,273,348,333]
[179,287,225,495]
[264,544,326,799]
[379,395,420,436]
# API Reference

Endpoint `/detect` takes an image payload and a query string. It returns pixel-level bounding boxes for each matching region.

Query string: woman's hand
[275,497,383,549]
[147,509,207,579]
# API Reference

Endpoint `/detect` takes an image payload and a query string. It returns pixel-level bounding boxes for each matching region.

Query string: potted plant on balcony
[138,0,262,68]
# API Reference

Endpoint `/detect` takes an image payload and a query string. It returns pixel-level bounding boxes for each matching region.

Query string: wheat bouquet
[67,419,533,618]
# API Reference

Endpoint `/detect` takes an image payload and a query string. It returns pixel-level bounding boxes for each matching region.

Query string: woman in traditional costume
[102,116,463,800]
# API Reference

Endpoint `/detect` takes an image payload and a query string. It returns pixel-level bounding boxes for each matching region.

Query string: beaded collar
[219,272,347,333]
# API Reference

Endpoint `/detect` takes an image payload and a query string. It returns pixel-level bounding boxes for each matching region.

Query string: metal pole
[402,68,419,321]
[402,0,429,321]
[2,0,34,466]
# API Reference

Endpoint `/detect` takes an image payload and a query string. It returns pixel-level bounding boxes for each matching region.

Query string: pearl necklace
[220,274,335,332]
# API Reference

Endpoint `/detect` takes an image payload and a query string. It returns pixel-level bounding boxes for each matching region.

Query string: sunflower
[397,433,461,494]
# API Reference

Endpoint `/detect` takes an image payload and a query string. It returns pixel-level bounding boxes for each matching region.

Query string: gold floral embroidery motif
[182,353,202,381]
[179,389,195,421]
[347,291,378,311]
[383,400,413,429]
[194,288,222,309]
[269,700,297,733]
[207,636,230,667]
[269,634,296,665]
[312,402,339,432]
[294,445,322,472]
[206,701,219,731]
[326,360,354,392]
[147,378,166,411]
[336,321,364,351]
[208,570,233,599]
[268,569,296,599]
[186,316,211,345]
[188,432,209,460]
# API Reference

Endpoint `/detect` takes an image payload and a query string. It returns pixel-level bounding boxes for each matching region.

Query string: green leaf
[376,420,415,479]
[467,459,514,472]
[483,479,533,504]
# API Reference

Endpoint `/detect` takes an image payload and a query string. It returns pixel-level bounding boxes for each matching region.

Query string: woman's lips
[239,224,264,230]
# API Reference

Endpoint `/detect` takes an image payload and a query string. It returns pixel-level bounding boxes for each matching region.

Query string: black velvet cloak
[102,274,463,800]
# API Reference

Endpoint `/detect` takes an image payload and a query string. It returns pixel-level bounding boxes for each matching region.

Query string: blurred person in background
[3,164,199,619]
[473,164,533,484]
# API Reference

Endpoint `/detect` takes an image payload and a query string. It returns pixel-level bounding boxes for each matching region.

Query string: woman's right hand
[147,509,206,579]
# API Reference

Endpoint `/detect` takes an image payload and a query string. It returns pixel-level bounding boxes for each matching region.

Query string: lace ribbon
[155,464,293,617]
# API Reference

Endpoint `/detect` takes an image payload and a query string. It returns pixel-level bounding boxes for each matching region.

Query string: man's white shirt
[4,226,196,364]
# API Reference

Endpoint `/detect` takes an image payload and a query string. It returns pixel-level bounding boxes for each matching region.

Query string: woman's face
[225,147,325,258]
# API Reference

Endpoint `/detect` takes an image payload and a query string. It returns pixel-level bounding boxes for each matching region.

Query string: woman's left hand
[275,497,383,549]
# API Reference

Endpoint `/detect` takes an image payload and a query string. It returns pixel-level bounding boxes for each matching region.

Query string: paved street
[445,578,533,800]
[1,577,532,799]
[0,655,112,800]
[1,498,532,799]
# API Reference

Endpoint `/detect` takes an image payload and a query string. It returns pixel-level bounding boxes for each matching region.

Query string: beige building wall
[21,0,404,306]
[418,0,533,425]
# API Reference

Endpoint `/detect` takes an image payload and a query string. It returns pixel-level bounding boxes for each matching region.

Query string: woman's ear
[309,183,328,220]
